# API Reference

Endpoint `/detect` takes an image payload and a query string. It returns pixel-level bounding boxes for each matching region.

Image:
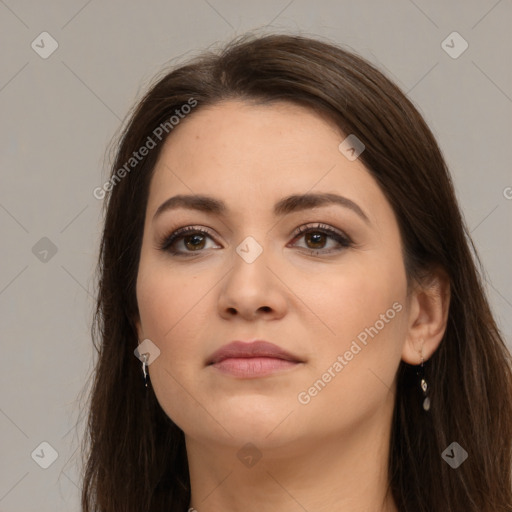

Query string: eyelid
[290,222,351,242]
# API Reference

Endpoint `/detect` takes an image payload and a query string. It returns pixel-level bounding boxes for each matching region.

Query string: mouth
[207,340,303,378]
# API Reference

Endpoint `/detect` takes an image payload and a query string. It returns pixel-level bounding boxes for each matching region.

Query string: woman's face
[135,100,412,450]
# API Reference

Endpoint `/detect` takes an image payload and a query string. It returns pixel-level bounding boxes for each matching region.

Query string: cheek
[136,258,208,345]
[136,261,217,427]
[299,251,407,347]
[295,257,408,424]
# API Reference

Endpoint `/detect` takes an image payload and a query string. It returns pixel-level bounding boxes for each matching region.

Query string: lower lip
[210,357,300,378]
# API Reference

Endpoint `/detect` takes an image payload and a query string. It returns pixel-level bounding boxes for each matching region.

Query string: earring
[416,352,431,411]
[141,352,149,388]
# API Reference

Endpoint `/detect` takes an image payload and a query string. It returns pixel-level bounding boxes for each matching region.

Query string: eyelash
[157,223,353,257]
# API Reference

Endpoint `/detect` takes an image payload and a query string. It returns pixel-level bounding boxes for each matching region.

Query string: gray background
[0,1,511,510]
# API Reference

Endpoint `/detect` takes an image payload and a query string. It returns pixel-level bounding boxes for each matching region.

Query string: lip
[207,340,302,365]
[207,340,303,378]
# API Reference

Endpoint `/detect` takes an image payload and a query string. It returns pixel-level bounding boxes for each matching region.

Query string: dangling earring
[416,351,431,411]
[141,352,149,388]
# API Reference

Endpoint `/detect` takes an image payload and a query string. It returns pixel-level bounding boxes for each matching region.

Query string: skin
[134,100,450,512]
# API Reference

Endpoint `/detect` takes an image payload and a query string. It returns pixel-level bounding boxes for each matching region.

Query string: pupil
[185,234,205,250]
[307,232,325,248]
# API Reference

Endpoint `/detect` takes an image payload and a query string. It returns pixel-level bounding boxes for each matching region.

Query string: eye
[288,223,352,255]
[157,226,220,256]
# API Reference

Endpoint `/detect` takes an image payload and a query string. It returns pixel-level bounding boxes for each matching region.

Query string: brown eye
[290,223,352,255]
[304,231,328,249]
[183,233,207,251]
[158,226,220,255]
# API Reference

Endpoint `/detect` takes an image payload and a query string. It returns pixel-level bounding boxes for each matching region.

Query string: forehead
[160,99,343,161]
[146,99,385,223]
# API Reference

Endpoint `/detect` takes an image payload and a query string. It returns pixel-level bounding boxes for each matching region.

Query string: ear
[402,265,451,364]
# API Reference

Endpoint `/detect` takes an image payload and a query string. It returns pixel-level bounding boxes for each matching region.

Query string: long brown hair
[81,32,512,511]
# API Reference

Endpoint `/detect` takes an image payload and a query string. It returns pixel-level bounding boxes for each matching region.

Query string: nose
[217,242,288,321]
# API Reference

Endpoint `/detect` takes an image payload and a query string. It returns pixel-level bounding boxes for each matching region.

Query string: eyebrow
[152,192,370,224]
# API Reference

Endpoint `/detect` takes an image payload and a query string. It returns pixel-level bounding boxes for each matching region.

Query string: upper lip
[207,340,302,365]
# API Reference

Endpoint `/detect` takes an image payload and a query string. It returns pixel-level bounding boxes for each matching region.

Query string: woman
[82,33,512,511]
